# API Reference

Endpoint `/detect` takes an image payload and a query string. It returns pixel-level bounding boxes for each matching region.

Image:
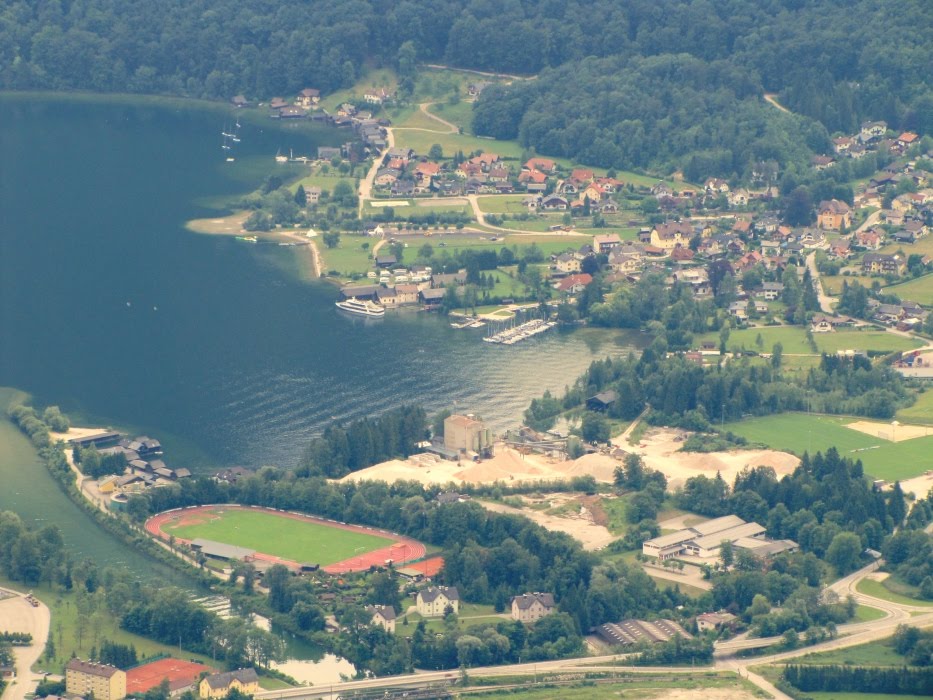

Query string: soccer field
[723,412,933,480]
[163,507,396,566]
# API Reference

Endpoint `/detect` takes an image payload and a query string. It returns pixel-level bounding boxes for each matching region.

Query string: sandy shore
[186,212,321,278]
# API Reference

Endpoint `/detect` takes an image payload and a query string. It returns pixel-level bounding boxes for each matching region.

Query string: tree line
[783,664,933,696]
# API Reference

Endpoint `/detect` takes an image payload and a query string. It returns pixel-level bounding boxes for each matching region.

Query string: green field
[886,273,933,306]
[897,389,933,424]
[698,326,921,355]
[793,636,904,667]
[317,234,374,276]
[722,412,933,480]
[164,508,395,565]
[804,693,932,700]
[856,578,933,607]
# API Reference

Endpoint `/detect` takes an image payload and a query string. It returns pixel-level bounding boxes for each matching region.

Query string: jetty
[483,319,556,345]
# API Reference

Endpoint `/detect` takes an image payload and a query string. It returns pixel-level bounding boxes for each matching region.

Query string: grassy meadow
[722,413,933,480]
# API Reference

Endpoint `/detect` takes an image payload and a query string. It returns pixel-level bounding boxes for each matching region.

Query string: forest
[2,1,929,180]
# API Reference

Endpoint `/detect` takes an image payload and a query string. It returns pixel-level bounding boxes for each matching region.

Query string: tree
[580,413,610,444]
[265,565,292,613]
[294,185,306,207]
[826,532,862,574]
[784,186,814,226]
[771,342,783,370]
[322,232,340,249]
[428,144,444,160]
[719,540,734,568]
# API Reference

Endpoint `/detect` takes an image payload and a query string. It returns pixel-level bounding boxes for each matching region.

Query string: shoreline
[186,212,322,279]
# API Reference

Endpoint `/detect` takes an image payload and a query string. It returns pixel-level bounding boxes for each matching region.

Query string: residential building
[862,253,905,276]
[696,611,738,632]
[199,669,259,699]
[554,273,593,294]
[593,234,623,254]
[416,586,459,617]
[816,199,852,230]
[554,253,581,274]
[511,593,556,623]
[650,222,693,250]
[66,659,127,700]
[860,120,887,142]
[444,414,492,454]
[366,605,397,633]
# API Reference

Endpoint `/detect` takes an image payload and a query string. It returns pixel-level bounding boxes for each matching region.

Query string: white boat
[335,297,385,317]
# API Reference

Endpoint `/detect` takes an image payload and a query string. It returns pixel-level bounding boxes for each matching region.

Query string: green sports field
[164,508,395,565]
[723,412,933,480]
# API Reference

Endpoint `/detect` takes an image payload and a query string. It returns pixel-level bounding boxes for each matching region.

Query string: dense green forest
[3,1,929,179]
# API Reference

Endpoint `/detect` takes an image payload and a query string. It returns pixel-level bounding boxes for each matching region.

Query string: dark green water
[0,94,642,477]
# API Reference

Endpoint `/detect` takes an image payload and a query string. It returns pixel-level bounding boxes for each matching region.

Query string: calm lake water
[0,94,644,473]
[0,93,644,682]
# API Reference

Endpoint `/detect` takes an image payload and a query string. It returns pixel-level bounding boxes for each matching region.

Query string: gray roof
[203,669,258,690]
[191,538,255,561]
[66,659,121,678]
[367,604,397,621]
[512,592,555,610]
[418,586,459,603]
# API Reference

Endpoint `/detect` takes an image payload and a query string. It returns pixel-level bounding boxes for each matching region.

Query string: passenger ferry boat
[335,297,385,317]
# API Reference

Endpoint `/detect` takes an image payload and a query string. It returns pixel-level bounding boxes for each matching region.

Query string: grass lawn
[647,575,708,599]
[885,273,933,306]
[317,235,374,276]
[366,201,474,218]
[257,677,294,691]
[897,388,933,424]
[599,495,631,535]
[164,509,395,565]
[497,218,568,232]
[822,275,877,295]
[722,412,933,480]
[853,604,888,622]
[392,107,452,132]
[394,129,526,159]
[430,101,474,132]
[816,329,922,353]
[486,269,531,298]
[475,194,533,214]
[699,326,814,354]
[292,172,356,194]
[792,637,904,667]
[856,578,933,607]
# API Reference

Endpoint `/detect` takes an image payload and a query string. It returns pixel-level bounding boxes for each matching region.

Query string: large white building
[642,515,768,560]
[416,586,459,617]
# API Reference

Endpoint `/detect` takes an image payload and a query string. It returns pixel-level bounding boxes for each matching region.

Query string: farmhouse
[366,604,397,633]
[416,586,460,617]
[199,669,259,699]
[66,659,127,700]
[511,592,555,623]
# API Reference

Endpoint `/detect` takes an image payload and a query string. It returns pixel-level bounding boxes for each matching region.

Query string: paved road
[805,251,836,314]
[0,589,51,700]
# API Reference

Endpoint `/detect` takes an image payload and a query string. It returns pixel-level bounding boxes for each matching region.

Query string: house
[66,660,127,700]
[304,186,322,204]
[833,136,855,154]
[728,189,750,207]
[829,239,852,259]
[860,120,887,142]
[649,221,693,251]
[816,199,852,230]
[467,81,491,97]
[810,313,845,333]
[705,177,730,194]
[420,287,446,308]
[541,195,569,210]
[554,252,581,274]
[518,169,547,185]
[582,183,608,203]
[444,414,492,454]
[897,132,919,149]
[416,586,459,617]
[277,106,306,119]
[555,273,593,294]
[269,97,288,110]
[757,282,784,301]
[728,301,748,320]
[855,229,884,250]
[199,669,259,699]
[593,234,623,253]
[296,88,320,107]
[511,593,556,623]
[862,253,905,276]
[470,153,500,169]
[230,94,250,108]
[414,161,441,183]
[374,168,400,187]
[585,390,617,412]
[395,284,420,305]
[318,146,342,161]
[524,157,556,173]
[670,246,695,262]
[366,605,397,633]
[811,155,835,170]
[696,611,738,632]
[213,466,252,484]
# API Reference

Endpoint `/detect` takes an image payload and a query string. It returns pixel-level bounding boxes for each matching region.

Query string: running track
[145,504,425,574]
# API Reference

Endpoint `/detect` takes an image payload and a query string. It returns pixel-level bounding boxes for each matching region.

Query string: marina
[483,318,557,345]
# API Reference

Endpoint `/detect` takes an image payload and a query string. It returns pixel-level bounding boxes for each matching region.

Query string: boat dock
[483,319,557,345]
[450,318,486,329]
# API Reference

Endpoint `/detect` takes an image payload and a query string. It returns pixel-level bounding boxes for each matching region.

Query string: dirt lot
[0,589,51,700]
[478,496,616,551]
[622,428,800,489]
[847,419,933,442]
[345,433,799,492]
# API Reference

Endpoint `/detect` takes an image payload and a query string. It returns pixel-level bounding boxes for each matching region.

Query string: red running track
[145,504,425,574]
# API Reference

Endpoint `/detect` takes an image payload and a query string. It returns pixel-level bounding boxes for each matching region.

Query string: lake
[0,94,644,473]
